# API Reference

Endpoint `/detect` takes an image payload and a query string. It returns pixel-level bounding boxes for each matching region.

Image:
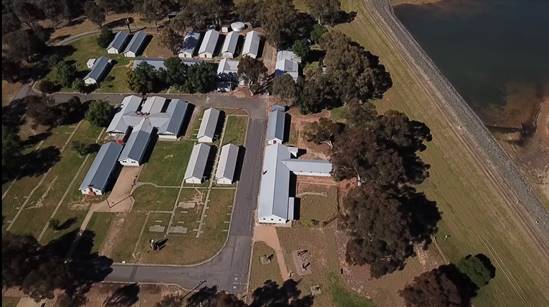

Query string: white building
[221,31,239,58]
[178,32,201,58]
[123,30,147,58]
[266,107,286,144]
[198,29,220,59]
[107,32,130,54]
[216,58,240,92]
[275,50,301,82]
[242,31,260,59]
[79,142,123,195]
[86,58,96,69]
[197,108,221,143]
[83,56,111,85]
[215,144,239,184]
[118,120,154,166]
[257,143,332,224]
[184,143,211,184]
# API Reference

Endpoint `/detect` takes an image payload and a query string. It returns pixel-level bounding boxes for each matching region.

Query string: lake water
[394,0,549,127]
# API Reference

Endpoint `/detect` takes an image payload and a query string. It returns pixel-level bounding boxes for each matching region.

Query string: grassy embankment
[293,0,549,306]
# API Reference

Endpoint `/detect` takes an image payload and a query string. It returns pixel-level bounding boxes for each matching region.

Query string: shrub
[38,80,58,93]
[97,27,114,48]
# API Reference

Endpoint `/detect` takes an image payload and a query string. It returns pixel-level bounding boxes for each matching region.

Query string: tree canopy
[238,56,267,94]
[160,27,183,56]
[305,0,341,25]
[85,100,115,127]
[97,27,115,48]
[271,74,299,105]
[260,0,299,47]
[128,62,163,94]
[84,0,105,27]
[55,61,77,88]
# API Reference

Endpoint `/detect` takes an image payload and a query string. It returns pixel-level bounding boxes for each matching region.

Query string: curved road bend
[368,0,549,255]
[52,92,268,293]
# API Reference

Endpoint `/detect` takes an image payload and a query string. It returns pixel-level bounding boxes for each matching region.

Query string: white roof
[197,108,221,141]
[184,143,211,180]
[179,31,201,55]
[266,109,286,143]
[242,31,260,58]
[107,95,143,134]
[118,119,153,163]
[217,58,239,75]
[221,31,239,55]
[275,50,301,81]
[257,143,333,222]
[141,96,166,114]
[215,144,239,181]
[231,22,245,32]
[198,29,220,55]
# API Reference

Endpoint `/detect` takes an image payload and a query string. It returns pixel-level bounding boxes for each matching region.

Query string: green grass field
[329,273,376,307]
[138,140,195,186]
[222,115,248,145]
[132,185,179,211]
[249,242,283,291]
[291,0,549,305]
[85,212,115,253]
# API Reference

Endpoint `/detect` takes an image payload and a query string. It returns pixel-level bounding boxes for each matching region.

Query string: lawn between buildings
[106,112,247,265]
[291,0,549,306]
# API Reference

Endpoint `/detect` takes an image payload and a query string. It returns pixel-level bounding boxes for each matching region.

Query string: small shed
[107,32,130,54]
[178,32,201,58]
[275,50,301,82]
[86,58,96,69]
[79,142,123,195]
[221,31,239,58]
[118,120,154,166]
[242,30,260,59]
[215,144,240,184]
[266,109,286,144]
[184,143,211,184]
[231,22,246,32]
[197,108,221,143]
[198,29,220,59]
[123,30,148,58]
[83,56,111,85]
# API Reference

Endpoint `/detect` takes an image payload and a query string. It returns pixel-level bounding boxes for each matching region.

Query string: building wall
[198,136,214,143]
[292,171,331,177]
[84,78,97,85]
[258,215,286,224]
[216,177,233,185]
[199,52,213,59]
[125,51,136,58]
[179,52,193,58]
[107,48,119,54]
[158,134,177,140]
[185,177,203,184]
[267,138,282,145]
[119,159,140,167]
[222,52,234,59]
[80,187,103,196]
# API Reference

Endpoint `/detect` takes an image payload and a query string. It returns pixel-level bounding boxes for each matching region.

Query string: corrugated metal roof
[159,99,189,135]
[84,56,110,82]
[133,59,166,70]
[79,142,123,191]
[184,143,211,180]
[275,50,300,81]
[282,160,332,174]
[257,143,293,220]
[141,96,166,114]
[179,32,201,55]
[119,119,153,163]
[242,31,260,58]
[198,30,220,55]
[107,32,130,51]
[266,110,285,143]
[124,30,147,55]
[106,95,143,134]
[215,144,239,181]
[221,31,239,56]
[197,108,221,142]
[216,58,239,75]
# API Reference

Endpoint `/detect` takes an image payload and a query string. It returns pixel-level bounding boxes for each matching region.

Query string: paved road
[52,92,268,293]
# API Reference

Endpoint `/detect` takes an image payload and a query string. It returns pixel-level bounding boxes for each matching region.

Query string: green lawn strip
[287,123,299,146]
[328,273,376,307]
[326,1,549,305]
[109,212,148,262]
[138,140,195,186]
[40,204,89,244]
[95,59,131,93]
[298,185,338,225]
[189,108,205,140]
[1,297,20,307]
[84,212,115,253]
[249,242,283,291]
[135,212,172,258]
[198,188,234,253]
[132,185,179,211]
[8,121,102,237]
[66,151,97,204]
[222,115,248,146]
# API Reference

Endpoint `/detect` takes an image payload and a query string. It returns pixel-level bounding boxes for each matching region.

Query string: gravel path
[368,0,549,256]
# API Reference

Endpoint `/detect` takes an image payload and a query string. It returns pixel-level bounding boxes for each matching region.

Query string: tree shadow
[19,146,61,178]
[250,279,314,307]
[404,188,441,247]
[104,283,140,307]
[49,217,78,231]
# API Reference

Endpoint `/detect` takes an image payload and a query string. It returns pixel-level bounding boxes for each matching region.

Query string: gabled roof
[107,95,143,134]
[141,96,166,114]
[221,31,239,55]
[216,144,239,181]
[275,50,301,81]
[266,109,286,142]
[133,58,203,70]
[184,143,211,180]
[158,99,189,135]
[197,108,221,141]
[124,30,147,54]
[198,29,220,55]
[242,31,260,57]
[107,32,130,51]
[282,160,332,174]
[119,119,153,163]
[180,32,201,55]
[258,143,294,220]
[79,142,123,191]
[84,56,110,81]
[217,58,239,75]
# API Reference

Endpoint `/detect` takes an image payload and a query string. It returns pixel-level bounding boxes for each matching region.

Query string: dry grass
[249,242,283,291]
[1,81,22,106]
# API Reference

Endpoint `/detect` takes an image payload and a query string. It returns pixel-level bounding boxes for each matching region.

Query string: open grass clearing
[222,115,248,145]
[95,60,131,93]
[132,185,179,212]
[84,212,115,253]
[290,0,549,305]
[249,242,283,291]
[143,33,173,58]
[109,211,148,262]
[138,140,195,186]
[296,184,338,225]
[40,204,89,244]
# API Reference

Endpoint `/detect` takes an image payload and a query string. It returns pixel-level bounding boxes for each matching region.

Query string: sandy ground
[253,224,290,280]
